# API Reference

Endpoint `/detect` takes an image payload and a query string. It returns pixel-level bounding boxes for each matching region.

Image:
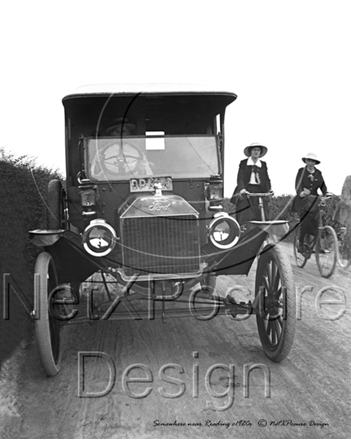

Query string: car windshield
[85,135,219,181]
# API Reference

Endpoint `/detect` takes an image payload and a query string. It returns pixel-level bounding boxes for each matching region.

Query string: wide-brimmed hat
[104,117,136,135]
[302,152,320,165]
[244,142,268,158]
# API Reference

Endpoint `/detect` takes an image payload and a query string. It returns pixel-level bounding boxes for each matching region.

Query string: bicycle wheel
[293,224,308,268]
[316,225,337,278]
[337,228,351,268]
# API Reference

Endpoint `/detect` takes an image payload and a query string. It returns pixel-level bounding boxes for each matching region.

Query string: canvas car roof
[62,83,237,102]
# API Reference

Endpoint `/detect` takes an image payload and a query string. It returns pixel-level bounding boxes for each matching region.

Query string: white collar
[306,166,315,173]
[247,157,262,167]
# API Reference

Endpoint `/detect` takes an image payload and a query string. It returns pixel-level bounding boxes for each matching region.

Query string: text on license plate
[130,176,173,192]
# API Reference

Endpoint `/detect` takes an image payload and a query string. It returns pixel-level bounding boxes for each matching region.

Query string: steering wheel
[92,140,148,177]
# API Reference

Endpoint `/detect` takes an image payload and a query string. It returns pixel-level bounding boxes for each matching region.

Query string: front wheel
[315,225,337,278]
[255,244,296,362]
[337,227,351,268]
[35,252,62,376]
[293,223,308,268]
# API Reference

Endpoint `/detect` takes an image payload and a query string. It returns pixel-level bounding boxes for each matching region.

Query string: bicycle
[293,195,338,278]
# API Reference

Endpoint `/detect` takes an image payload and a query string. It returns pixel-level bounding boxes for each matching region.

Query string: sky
[0,0,350,196]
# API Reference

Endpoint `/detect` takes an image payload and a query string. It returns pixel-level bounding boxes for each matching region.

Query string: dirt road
[1,243,350,439]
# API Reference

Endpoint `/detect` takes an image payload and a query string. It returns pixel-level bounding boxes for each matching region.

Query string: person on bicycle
[333,175,351,259]
[230,143,273,223]
[292,152,328,253]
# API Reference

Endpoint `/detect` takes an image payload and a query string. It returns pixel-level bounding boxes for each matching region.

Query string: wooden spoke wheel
[255,244,296,362]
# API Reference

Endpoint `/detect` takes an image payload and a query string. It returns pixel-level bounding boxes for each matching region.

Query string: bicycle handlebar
[319,195,332,207]
[245,192,273,197]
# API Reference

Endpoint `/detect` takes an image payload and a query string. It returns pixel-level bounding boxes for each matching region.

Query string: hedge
[0,149,62,276]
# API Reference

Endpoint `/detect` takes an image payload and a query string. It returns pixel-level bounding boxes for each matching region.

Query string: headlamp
[208,213,240,249]
[82,219,116,257]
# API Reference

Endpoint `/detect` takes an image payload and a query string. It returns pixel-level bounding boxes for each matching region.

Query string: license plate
[130,176,173,192]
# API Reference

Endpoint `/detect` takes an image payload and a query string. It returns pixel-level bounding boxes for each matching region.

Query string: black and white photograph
[0,1,350,438]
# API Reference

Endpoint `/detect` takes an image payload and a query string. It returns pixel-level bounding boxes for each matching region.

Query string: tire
[337,228,351,268]
[337,241,351,268]
[316,225,337,278]
[47,179,64,230]
[293,224,308,268]
[35,252,62,376]
[340,253,351,269]
[255,244,296,362]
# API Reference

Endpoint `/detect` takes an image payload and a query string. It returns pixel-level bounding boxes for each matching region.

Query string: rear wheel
[316,225,337,278]
[35,252,61,376]
[255,244,296,362]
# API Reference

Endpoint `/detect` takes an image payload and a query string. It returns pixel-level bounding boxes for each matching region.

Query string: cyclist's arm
[295,168,305,196]
[341,175,351,208]
[319,170,328,195]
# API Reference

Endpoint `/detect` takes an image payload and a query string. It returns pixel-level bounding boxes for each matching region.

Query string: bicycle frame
[294,195,337,277]
[298,196,328,253]
[245,192,289,244]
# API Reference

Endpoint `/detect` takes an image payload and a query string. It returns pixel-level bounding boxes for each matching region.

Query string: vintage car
[30,84,296,376]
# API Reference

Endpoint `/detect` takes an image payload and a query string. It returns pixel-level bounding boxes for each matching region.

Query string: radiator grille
[121,215,200,276]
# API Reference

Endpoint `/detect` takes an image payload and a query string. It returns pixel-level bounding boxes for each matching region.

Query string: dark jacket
[231,159,271,201]
[292,166,327,213]
[230,159,271,222]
